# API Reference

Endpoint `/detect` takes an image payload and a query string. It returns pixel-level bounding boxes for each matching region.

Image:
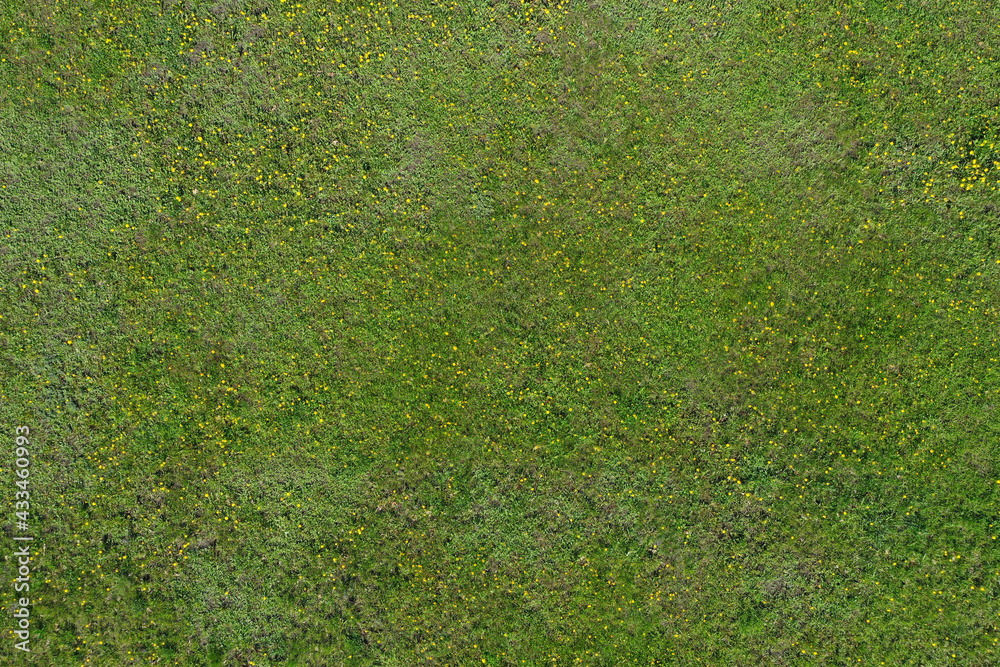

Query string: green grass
[1,0,999,664]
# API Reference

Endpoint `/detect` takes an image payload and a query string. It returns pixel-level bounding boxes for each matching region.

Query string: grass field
[1,0,999,664]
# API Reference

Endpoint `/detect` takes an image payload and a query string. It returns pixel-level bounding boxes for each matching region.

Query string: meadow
[1,0,999,664]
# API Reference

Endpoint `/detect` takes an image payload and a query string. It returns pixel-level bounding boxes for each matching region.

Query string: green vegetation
[1,0,999,664]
